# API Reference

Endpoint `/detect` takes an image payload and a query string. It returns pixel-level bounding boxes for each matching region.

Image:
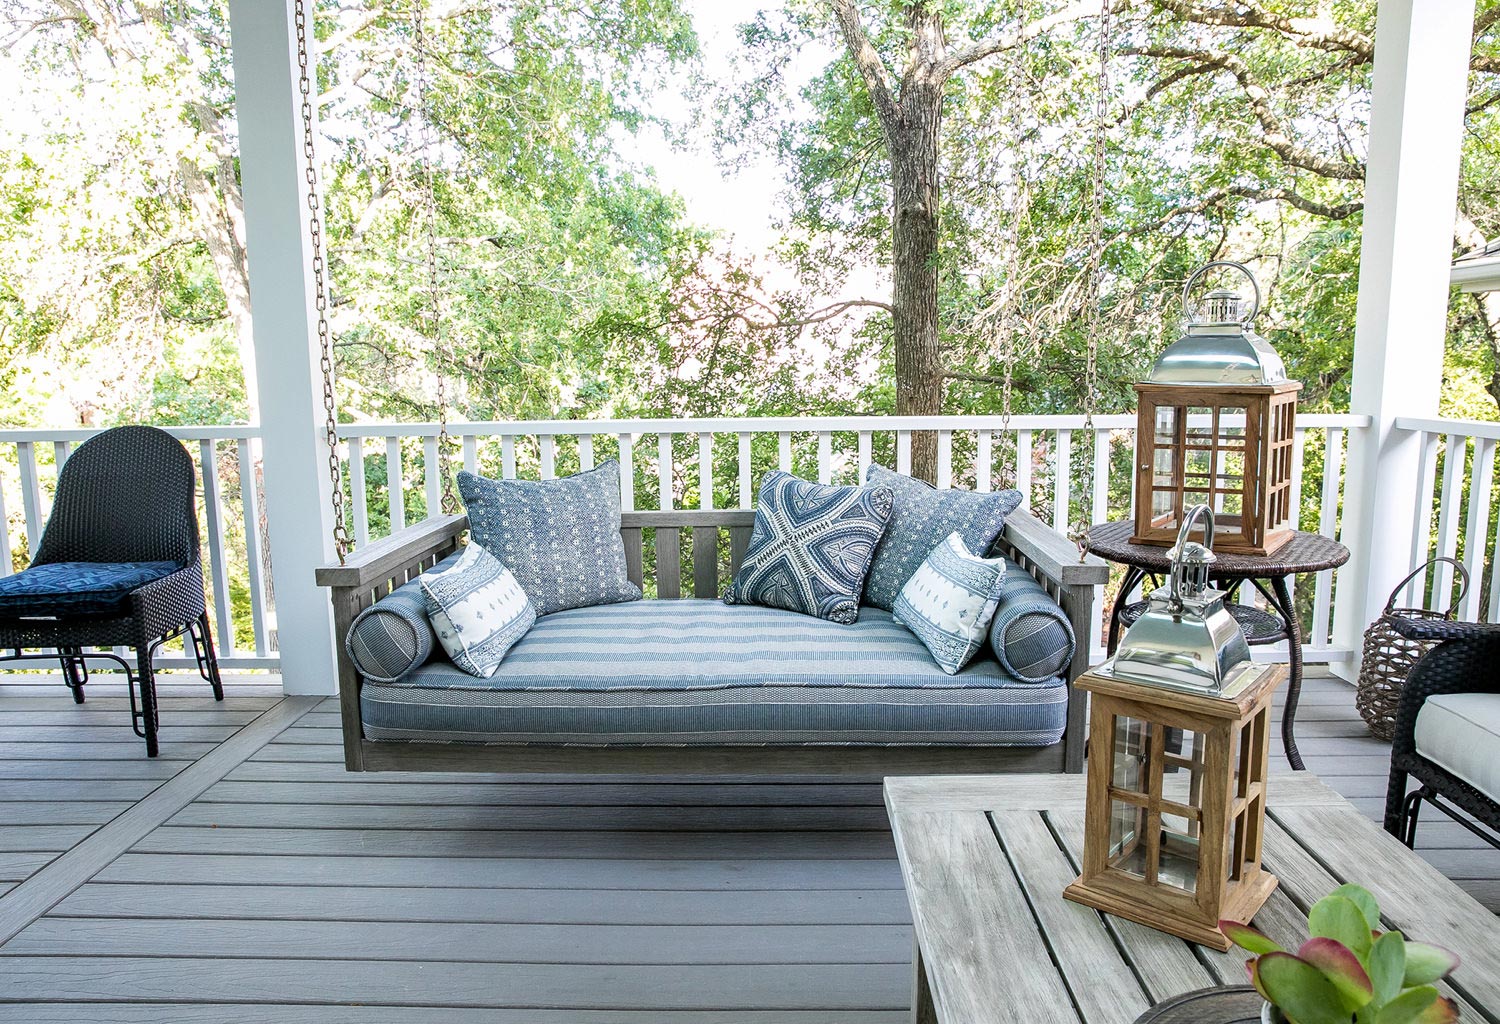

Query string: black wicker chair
[1382,615,1500,850]
[0,426,223,756]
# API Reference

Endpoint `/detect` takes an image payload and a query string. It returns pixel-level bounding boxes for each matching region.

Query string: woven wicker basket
[1356,557,1468,740]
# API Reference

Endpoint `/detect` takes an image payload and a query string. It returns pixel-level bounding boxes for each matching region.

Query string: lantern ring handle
[1182,260,1261,324]
[1168,504,1215,610]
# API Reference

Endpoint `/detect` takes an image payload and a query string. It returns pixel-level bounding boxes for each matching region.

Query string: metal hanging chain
[294,0,352,565]
[410,0,458,515]
[1083,0,1111,431]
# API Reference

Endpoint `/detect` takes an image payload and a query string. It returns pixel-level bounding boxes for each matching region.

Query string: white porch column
[1331,0,1476,680]
[227,0,339,695]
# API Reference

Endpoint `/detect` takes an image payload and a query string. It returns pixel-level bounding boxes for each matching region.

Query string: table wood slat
[890,808,1080,1024]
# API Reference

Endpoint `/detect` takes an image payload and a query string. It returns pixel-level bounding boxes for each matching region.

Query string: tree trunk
[891,85,945,483]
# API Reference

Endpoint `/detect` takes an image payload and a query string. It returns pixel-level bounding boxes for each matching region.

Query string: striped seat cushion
[360,598,1068,747]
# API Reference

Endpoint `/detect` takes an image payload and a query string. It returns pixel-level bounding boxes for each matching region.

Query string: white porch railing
[0,414,1368,673]
[338,413,1366,664]
[1395,416,1500,622]
[0,426,276,671]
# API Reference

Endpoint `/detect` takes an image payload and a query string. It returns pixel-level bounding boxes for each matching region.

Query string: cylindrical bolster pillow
[344,551,461,682]
[988,562,1076,683]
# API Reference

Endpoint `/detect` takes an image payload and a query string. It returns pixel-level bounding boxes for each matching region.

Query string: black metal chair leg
[59,648,88,704]
[192,612,225,701]
[133,645,160,758]
[1384,766,1409,838]
[1400,789,1425,848]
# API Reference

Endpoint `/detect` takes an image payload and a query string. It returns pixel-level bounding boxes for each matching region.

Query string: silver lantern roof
[1147,261,1288,386]
[1100,506,1256,695]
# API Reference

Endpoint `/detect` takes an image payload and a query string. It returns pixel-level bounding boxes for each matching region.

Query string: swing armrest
[314,514,469,591]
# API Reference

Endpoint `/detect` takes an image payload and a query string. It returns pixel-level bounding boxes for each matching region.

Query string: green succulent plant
[1221,884,1460,1024]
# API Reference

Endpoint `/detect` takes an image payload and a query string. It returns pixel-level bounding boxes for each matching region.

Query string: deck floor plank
[0,672,1493,1021]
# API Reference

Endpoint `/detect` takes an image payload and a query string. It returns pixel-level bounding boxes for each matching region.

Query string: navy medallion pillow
[457,460,641,616]
[862,464,1023,612]
[722,471,893,624]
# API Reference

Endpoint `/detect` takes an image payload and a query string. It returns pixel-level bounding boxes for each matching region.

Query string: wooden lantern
[1131,381,1300,556]
[1063,662,1286,951]
[1130,261,1300,557]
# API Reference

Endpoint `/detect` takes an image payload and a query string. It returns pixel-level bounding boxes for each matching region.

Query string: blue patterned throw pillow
[723,471,893,624]
[862,465,1022,611]
[457,461,641,615]
[420,543,536,678]
[893,532,1007,675]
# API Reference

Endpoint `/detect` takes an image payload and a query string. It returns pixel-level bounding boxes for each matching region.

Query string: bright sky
[619,1,838,250]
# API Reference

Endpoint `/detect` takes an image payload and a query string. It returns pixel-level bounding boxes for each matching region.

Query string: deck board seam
[0,695,319,947]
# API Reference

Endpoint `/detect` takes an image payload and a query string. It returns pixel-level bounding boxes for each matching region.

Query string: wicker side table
[1086,520,1350,771]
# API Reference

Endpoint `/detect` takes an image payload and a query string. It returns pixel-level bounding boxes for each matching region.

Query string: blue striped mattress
[359,599,1068,747]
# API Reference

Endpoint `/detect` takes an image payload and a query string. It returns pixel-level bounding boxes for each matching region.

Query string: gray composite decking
[0,671,1494,1021]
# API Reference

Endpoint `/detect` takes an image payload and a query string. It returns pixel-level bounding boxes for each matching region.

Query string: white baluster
[1406,430,1441,605]
[618,433,635,511]
[738,432,753,509]
[237,437,269,658]
[1285,428,1307,605]
[857,431,873,483]
[0,462,11,576]
[1313,428,1344,646]
[423,435,441,516]
[658,434,673,510]
[462,435,478,475]
[817,432,833,485]
[936,430,952,488]
[1052,430,1072,532]
[52,440,70,475]
[539,435,556,480]
[578,434,594,472]
[1431,433,1465,608]
[1016,430,1033,507]
[778,432,792,473]
[699,433,714,510]
[1091,429,1109,527]
[16,441,42,558]
[896,431,911,475]
[501,435,516,479]
[348,436,369,549]
[385,436,405,533]
[1461,435,1495,621]
[199,439,235,658]
[975,431,992,493]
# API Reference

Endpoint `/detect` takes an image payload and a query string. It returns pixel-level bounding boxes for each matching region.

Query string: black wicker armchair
[1382,615,1500,849]
[0,426,223,756]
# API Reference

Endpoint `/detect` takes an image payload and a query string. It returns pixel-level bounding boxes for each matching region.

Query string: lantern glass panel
[1154,405,1177,443]
[1112,715,1150,792]
[1153,447,1175,488]
[1186,406,1215,437]
[1158,810,1201,893]
[1108,799,1148,877]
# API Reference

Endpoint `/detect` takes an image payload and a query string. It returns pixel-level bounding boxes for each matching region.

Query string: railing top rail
[1395,415,1500,440]
[336,412,1369,438]
[0,424,261,443]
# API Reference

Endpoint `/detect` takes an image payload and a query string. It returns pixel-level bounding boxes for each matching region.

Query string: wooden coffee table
[885,773,1500,1024]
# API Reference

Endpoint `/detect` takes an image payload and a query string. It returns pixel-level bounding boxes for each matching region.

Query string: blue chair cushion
[359,599,1068,747]
[988,562,1077,683]
[0,561,181,617]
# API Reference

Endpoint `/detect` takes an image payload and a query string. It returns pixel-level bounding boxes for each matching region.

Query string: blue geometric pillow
[893,533,1007,675]
[457,461,641,616]
[862,465,1022,611]
[723,471,893,624]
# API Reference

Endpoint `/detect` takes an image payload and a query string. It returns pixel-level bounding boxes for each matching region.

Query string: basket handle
[1384,557,1470,617]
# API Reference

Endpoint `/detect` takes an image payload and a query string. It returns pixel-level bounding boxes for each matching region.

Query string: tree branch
[1124,45,1365,181]
[1150,0,1372,60]
[939,0,1127,77]
[828,0,898,132]
[1127,184,1363,235]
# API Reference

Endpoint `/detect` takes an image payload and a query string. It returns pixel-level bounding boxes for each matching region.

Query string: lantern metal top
[1103,506,1254,694]
[1147,261,1288,386]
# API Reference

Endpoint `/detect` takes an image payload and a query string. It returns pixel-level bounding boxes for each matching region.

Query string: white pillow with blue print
[419,543,536,678]
[893,532,1007,675]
